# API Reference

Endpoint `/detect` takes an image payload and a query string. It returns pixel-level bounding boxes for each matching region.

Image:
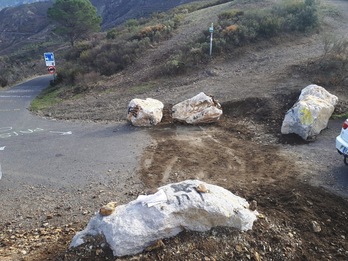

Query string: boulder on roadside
[70,180,258,257]
[172,92,222,124]
[281,84,338,140]
[127,98,164,126]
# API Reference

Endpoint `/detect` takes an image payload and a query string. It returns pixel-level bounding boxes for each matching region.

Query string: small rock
[253,251,261,261]
[249,200,257,211]
[257,213,265,219]
[99,202,117,216]
[235,245,243,252]
[195,184,209,193]
[311,220,321,233]
[145,239,165,252]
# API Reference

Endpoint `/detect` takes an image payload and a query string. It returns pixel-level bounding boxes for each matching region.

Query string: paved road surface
[0,75,150,190]
[287,119,348,198]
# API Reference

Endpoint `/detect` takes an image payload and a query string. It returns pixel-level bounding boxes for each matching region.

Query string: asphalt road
[286,118,348,198]
[0,75,150,189]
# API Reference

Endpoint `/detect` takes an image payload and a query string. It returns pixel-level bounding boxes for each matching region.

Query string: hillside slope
[0,1,53,55]
[1,0,348,260]
[0,0,202,55]
[91,0,204,29]
[0,0,46,10]
[43,0,348,122]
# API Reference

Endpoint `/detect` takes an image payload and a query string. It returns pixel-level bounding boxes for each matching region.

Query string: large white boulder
[70,180,258,257]
[172,92,222,124]
[127,98,164,126]
[281,84,338,140]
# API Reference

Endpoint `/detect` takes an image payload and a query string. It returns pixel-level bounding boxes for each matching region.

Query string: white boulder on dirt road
[69,180,258,257]
[172,92,222,124]
[127,98,164,126]
[281,84,338,140]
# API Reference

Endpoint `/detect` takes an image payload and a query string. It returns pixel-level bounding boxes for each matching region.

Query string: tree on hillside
[47,0,102,46]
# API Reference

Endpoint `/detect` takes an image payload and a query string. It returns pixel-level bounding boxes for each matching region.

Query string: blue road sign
[44,52,55,66]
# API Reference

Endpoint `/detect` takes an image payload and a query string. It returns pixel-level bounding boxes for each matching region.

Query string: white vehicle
[336,119,348,165]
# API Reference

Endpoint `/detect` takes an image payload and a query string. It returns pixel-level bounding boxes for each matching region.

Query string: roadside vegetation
[2,0,347,112]
[314,32,348,119]
[0,40,62,87]
[48,0,102,47]
[59,0,320,79]
[30,84,63,112]
[44,0,321,102]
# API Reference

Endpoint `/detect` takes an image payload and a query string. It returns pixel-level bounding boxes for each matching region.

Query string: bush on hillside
[273,0,318,32]
[218,9,244,21]
[216,0,318,47]
[53,0,320,83]
[54,62,82,85]
[319,35,348,84]
[157,0,319,76]
[137,24,168,41]
[0,77,8,87]
[106,29,119,40]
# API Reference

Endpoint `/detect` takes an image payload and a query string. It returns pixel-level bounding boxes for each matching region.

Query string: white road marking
[5,90,36,93]
[0,95,31,98]
[49,131,72,135]
[0,109,21,112]
[0,127,72,138]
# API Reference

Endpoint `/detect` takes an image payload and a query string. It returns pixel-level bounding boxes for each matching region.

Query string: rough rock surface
[172,92,223,124]
[70,180,258,257]
[281,84,338,140]
[127,98,164,126]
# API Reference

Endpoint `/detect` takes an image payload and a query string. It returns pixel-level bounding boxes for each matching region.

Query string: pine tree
[47,0,102,46]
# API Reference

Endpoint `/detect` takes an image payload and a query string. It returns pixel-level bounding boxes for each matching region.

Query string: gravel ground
[1,0,348,260]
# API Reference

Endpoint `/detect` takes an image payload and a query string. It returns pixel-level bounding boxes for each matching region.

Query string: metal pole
[209,23,214,56]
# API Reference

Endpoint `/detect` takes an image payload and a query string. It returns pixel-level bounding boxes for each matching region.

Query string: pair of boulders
[70,180,258,257]
[281,84,338,140]
[127,92,223,126]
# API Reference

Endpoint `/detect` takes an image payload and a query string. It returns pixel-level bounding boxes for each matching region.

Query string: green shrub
[163,52,186,75]
[256,12,282,37]
[0,77,8,87]
[55,63,83,85]
[214,0,319,49]
[172,14,184,29]
[319,35,348,84]
[273,0,319,32]
[65,41,94,60]
[157,0,320,77]
[218,9,244,21]
[125,19,139,29]
[106,28,119,39]
[30,85,62,112]
[135,24,169,42]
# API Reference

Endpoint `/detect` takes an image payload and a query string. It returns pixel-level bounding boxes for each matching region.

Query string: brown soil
[2,0,348,260]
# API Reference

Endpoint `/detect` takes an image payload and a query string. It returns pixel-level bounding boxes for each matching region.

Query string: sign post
[209,23,214,56]
[44,52,55,66]
[44,52,56,80]
[48,66,56,74]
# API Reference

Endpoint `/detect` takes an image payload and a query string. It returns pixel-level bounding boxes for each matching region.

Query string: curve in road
[0,76,150,225]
